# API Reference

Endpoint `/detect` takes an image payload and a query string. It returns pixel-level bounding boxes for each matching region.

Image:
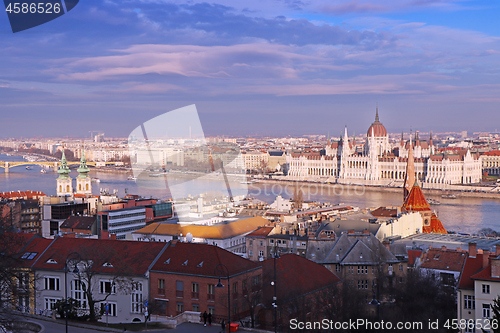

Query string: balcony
[158,288,165,295]
[191,292,199,299]
[207,294,215,301]
[176,290,184,298]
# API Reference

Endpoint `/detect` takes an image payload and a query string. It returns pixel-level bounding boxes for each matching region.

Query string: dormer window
[164,258,171,264]
[197,261,203,267]
[46,259,57,264]
[182,260,188,266]
[102,262,113,268]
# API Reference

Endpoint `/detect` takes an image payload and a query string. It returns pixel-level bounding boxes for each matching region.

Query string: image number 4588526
[3,0,79,33]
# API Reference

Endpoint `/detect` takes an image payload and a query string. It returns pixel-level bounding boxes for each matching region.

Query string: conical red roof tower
[402,180,447,234]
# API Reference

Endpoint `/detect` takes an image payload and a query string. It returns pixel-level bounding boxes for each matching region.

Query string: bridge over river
[0,161,122,173]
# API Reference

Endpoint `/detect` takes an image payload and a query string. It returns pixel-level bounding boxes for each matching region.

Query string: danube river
[1,154,499,234]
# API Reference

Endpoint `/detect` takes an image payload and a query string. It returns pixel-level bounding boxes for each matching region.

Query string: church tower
[76,151,92,195]
[403,135,415,200]
[56,150,73,197]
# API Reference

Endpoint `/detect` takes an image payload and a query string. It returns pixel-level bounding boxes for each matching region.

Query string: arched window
[79,184,82,191]
[59,185,62,192]
[66,185,70,192]
[86,184,89,191]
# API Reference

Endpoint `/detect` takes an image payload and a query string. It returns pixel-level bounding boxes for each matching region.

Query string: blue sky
[0,0,499,138]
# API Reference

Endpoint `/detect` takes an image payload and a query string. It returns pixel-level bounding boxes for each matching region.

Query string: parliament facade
[287,109,482,187]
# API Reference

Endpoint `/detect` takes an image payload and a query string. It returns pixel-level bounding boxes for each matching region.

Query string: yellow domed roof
[367,108,387,137]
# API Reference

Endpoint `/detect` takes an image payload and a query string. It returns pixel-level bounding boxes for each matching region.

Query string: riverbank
[254,178,500,200]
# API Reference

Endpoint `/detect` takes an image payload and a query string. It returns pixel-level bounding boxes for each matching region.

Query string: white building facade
[287,109,482,187]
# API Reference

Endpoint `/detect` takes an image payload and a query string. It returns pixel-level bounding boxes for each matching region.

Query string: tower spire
[404,135,415,201]
[375,106,379,122]
[57,148,73,197]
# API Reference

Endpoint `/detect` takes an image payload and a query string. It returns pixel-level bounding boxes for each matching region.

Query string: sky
[0,0,499,138]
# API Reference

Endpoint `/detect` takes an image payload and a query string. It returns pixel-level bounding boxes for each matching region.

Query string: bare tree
[240,272,263,328]
[68,247,136,322]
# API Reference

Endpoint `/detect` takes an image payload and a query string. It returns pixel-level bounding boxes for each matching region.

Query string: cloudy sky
[0,0,499,138]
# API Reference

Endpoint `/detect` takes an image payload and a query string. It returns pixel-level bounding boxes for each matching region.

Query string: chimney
[441,246,447,251]
[491,258,500,278]
[483,250,490,268]
[362,229,370,235]
[110,234,117,240]
[382,240,391,251]
[494,245,500,256]
[348,230,355,234]
[469,243,477,258]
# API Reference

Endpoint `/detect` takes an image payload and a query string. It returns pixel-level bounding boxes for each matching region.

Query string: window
[357,280,368,290]
[357,265,368,274]
[208,284,215,300]
[336,265,341,273]
[131,282,143,313]
[99,280,116,294]
[192,304,199,312]
[464,295,475,310]
[483,304,491,318]
[176,302,183,314]
[192,283,199,299]
[44,297,60,310]
[176,281,184,298]
[242,279,247,292]
[44,277,60,291]
[399,264,403,271]
[348,266,354,274]
[249,249,253,257]
[101,302,117,317]
[252,275,261,287]
[158,279,165,295]
[17,273,29,290]
[208,306,215,315]
[259,250,264,257]
[72,280,87,309]
[482,284,490,294]
[233,282,238,295]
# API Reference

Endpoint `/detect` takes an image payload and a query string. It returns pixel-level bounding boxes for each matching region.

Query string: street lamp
[272,245,279,333]
[369,279,380,321]
[64,252,81,333]
[215,263,230,333]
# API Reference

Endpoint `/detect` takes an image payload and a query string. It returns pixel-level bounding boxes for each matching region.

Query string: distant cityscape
[2,110,500,332]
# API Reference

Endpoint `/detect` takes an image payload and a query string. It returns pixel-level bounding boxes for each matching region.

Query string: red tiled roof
[3,232,39,258]
[247,227,274,238]
[371,207,398,218]
[15,237,55,268]
[470,264,500,282]
[458,253,488,289]
[402,182,431,212]
[407,250,422,266]
[150,241,260,277]
[423,213,447,234]
[0,191,46,199]
[420,248,467,272]
[31,237,167,275]
[483,150,500,156]
[60,216,96,230]
[262,254,340,301]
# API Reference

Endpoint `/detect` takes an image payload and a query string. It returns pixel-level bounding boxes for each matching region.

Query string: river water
[1,154,499,234]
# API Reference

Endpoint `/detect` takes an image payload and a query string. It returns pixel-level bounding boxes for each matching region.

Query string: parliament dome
[367,108,387,137]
